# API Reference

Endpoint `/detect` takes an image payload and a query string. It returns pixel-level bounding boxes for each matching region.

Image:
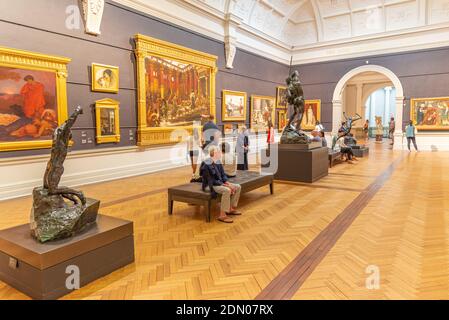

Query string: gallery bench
[168,171,274,222]
[351,146,369,158]
[328,149,342,168]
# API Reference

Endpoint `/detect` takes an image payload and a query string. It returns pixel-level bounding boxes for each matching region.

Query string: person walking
[363,119,369,142]
[389,117,395,145]
[405,120,418,152]
[236,126,249,170]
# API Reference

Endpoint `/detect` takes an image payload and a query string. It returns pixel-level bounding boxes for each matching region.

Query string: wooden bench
[168,171,274,222]
[328,149,342,168]
[351,146,369,157]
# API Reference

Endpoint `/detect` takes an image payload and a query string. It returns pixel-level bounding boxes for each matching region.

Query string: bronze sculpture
[30,106,99,243]
[340,112,362,136]
[280,71,310,144]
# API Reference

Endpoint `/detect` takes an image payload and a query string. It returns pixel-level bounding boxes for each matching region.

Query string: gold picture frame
[276,86,288,109]
[95,98,120,143]
[134,34,218,146]
[301,99,321,131]
[0,46,70,152]
[91,63,119,93]
[411,97,449,130]
[222,90,247,121]
[277,109,287,131]
[250,95,276,133]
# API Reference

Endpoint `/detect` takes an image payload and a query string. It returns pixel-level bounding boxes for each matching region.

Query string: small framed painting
[276,86,288,109]
[301,99,321,131]
[222,90,247,121]
[92,63,119,93]
[411,97,449,130]
[277,109,287,131]
[250,95,276,133]
[95,98,120,143]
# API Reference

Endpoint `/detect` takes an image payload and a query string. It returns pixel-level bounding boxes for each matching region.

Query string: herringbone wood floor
[0,142,447,299]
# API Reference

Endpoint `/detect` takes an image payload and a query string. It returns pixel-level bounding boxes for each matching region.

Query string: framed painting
[92,63,119,93]
[276,86,287,109]
[301,99,321,131]
[134,34,218,146]
[0,46,70,152]
[222,90,247,121]
[411,97,449,130]
[277,109,287,131]
[250,95,275,133]
[95,98,120,143]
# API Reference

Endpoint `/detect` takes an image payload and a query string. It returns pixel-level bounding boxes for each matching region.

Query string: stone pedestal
[0,214,134,300]
[261,144,328,183]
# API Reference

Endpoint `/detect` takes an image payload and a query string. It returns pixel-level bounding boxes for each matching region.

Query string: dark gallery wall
[0,0,290,158]
[295,47,449,131]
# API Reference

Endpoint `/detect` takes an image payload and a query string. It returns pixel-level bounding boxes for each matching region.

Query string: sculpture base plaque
[262,144,328,183]
[0,214,134,300]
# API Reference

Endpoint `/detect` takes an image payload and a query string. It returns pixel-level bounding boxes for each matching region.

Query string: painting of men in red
[0,66,58,142]
[20,75,46,119]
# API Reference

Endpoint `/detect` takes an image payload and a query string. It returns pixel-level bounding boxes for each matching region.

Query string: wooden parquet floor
[0,142,447,300]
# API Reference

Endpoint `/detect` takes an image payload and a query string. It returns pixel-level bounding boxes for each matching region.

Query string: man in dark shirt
[200,145,242,223]
[202,114,220,150]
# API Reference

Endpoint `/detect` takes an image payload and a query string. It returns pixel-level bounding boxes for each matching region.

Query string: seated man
[335,136,358,164]
[200,145,242,223]
[344,133,357,147]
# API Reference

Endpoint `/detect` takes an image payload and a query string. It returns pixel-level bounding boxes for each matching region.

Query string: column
[332,100,342,134]
[355,83,363,123]
[370,92,376,127]
[384,86,391,126]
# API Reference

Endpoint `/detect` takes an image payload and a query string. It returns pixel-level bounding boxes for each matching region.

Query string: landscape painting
[411,97,449,130]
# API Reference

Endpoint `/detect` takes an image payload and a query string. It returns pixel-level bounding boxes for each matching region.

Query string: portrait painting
[0,46,70,152]
[276,86,287,109]
[411,97,449,130]
[135,34,217,145]
[301,99,321,131]
[277,109,287,131]
[222,90,247,121]
[250,95,275,133]
[95,98,120,143]
[92,63,119,93]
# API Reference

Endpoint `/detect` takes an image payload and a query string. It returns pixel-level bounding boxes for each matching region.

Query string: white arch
[331,65,404,136]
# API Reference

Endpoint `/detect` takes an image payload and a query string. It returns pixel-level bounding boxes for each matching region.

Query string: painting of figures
[276,86,287,109]
[277,109,287,131]
[0,67,58,143]
[411,97,449,130]
[222,90,246,121]
[144,56,211,128]
[301,99,321,130]
[250,95,275,133]
[92,63,119,93]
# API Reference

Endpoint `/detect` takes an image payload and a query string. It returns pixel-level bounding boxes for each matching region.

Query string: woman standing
[363,119,369,142]
[236,126,249,171]
[188,127,201,179]
[267,120,275,145]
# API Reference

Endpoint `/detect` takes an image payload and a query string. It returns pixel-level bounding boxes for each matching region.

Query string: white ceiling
[115,0,449,64]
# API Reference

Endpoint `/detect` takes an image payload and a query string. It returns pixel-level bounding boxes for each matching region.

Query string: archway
[332,65,404,140]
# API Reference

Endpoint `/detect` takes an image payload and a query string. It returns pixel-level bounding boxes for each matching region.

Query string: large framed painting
[92,63,119,93]
[276,86,287,109]
[95,98,120,144]
[0,46,70,152]
[222,90,247,121]
[411,97,449,130]
[301,99,321,131]
[134,34,218,146]
[277,109,287,132]
[250,95,275,133]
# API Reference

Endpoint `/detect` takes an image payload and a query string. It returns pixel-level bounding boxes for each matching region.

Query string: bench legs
[168,196,174,215]
[270,182,274,195]
[205,200,211,223]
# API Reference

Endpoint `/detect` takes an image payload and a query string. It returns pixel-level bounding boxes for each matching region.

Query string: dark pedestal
[0,214,134,300]
[352,147,369,157]
[262,144,329,183]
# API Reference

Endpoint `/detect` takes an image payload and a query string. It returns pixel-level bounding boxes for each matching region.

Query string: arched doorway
[332,65,404,146]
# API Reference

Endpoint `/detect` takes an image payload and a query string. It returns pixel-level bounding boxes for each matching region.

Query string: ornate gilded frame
[277,109,287,131]
[276,86,287,109]
[411,96,449,131]
[0,46,70,152]
[95,98,120,144]
[222,90,247,122]
[134,34,218,146]
[250,95,276,132]
[91,63,119,93]
[302,99,321,131]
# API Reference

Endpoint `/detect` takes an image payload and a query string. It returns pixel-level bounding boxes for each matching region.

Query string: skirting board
[0,134,272,201]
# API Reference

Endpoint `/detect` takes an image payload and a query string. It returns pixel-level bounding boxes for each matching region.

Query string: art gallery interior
[0,0,449,301]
